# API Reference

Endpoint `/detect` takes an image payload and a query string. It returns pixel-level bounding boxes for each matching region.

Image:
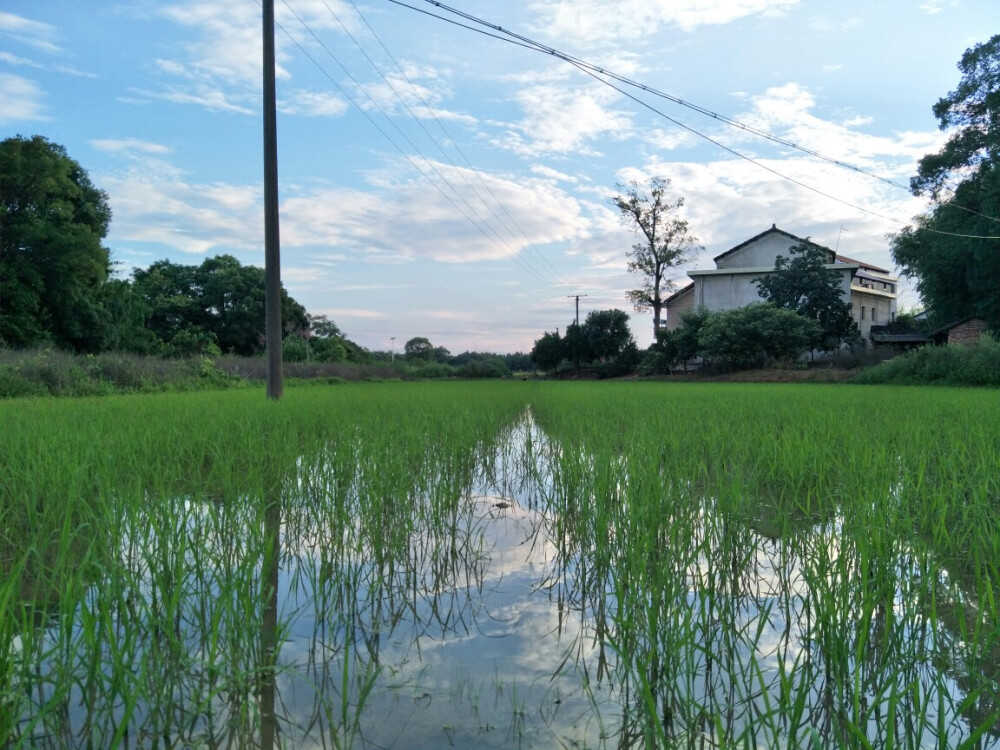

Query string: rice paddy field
[2,381,999,749]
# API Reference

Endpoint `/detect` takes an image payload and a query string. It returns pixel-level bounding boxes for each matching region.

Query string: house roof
[663,282,694,305]
[711,224,892,275]
[929,316,989,337]
[712,224,830,264]
[689,263,857,277]
[835,254,890,274]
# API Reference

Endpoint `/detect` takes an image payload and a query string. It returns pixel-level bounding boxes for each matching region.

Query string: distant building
[663,225,898,341]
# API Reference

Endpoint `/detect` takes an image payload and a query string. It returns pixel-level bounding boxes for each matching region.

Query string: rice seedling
[2,381,999,748]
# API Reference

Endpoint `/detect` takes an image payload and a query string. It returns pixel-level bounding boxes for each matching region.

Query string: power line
[388,0,1000,240]
[276,0,567,287]
[334,0,571,286]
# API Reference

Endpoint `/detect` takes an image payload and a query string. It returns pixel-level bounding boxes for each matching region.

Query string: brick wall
[948,318,989,345]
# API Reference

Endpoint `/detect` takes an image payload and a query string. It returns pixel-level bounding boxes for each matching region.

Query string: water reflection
[4,410,999,749]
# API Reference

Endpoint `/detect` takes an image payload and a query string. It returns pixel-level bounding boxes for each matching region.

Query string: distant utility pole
[390,337,396,362]
[567,294,588,325]
[262,0,283,400]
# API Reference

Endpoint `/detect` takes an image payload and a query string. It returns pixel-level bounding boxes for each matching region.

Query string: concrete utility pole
[263,0,283,400]
[567,294,588,325]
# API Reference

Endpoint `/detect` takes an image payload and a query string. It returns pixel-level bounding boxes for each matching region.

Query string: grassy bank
[0,348,420,398]
[853,335,1000,386]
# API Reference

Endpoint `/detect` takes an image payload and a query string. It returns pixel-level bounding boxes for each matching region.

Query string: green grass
[2,381,999,748]
[854,336,1000,386]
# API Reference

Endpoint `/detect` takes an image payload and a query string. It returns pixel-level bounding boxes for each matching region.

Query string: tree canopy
[130,255,308,356]
[530,309,637,376]
[755,242,859,352]
[611,177,702,337]
[404,336,434,362]
[698,303,819,368]
[891,33,1000,330]
[0,135,112,351]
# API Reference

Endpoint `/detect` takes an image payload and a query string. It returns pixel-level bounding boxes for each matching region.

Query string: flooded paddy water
[2,382,999,748]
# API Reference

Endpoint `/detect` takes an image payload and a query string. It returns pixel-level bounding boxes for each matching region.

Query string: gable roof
[712,224,831,265]
[834,254,890,274]
[929,315,989,337]
[712,224,893,275]
[663,282,694,305]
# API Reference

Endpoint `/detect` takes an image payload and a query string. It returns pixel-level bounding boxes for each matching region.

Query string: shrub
[698,304,818,370]
[458,357,510,379]
[0,368,47,398]
[407,361,454,379]
[282,334,310,363]
[854,336,1000,386]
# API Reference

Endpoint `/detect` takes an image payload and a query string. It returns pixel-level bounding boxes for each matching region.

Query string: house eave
[689,263,859,277]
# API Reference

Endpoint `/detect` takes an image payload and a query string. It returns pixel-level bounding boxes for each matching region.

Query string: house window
[861,307,865,320]
[872,307,877,323]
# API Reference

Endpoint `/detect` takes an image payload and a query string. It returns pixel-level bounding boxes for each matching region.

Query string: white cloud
[149,0,357,116]
[530,165,580,183]
[90,138,173,155]
[919,0,957,13]
[53,65,97,78]
[491,82,633,157]
[528,0,800,45]
[101,156,263,256]
[736,83,941,169]
[0,11,61,54]
[0,51,41,67]
[279,89,349,117]
[324,308,388,319]
[0,73,48,123]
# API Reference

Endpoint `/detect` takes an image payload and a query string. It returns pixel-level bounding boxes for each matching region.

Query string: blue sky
[2,1,996,353]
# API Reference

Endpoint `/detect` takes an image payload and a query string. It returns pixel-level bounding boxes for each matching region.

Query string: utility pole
[390,337,396,362]
[262,0,283,400]
[567,294,588,325]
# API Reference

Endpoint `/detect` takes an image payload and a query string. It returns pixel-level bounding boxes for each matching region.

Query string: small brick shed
[931,317,990,346]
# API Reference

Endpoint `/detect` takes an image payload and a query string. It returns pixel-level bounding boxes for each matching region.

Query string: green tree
[582,308,634,361]
[892,33,1000,329]
[130,259,208,348]
[131,255,308,356]
[698,303,819,369]
[644,307,712,373]
[611,177,702,337]
[563,322,589,370]
[199,254,308,355]
[530,330,564,373]
[307,314,349,362]
[100,279,158,354]
[0,135,112,350]
[755,242,859,352]
[404,336,434,362]
[911,33,1000,199]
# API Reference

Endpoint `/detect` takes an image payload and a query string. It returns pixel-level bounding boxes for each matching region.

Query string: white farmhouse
[663,225,898,340]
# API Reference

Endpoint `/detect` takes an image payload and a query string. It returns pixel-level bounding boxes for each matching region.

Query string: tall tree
[530,330,563,373]
[404,336,434,362]
[0,135,112,350]
[891,33,1000,329]
[756,242,859,352]
[582,308,634,361]
[611,177,702,337]
[131,254,308,356]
